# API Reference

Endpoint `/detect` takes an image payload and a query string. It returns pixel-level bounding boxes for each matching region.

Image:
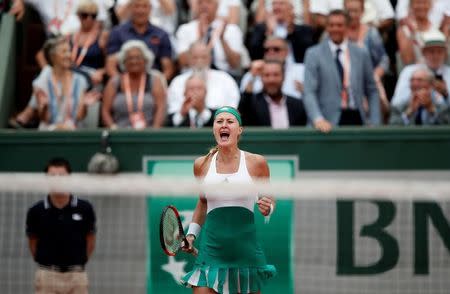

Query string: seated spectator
[70,0,108,89]
[175,0,244,76]
[114,0,177,36]
[102,40,166,129]
[249,0,314,65]
[396,0,448,30]
[392,30,449,108]
[167,73,215,127]
[167,42,240,115]
[389,67,449,125]
[238,60,307,128]
[240,36,304,99]
[32,37,97,130]
[106,0,174,81]
[396,0,434,66]
[303,9,380,133]
[344,0,389,122]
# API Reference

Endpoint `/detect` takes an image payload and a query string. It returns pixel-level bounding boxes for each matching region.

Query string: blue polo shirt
[107,21,172,71]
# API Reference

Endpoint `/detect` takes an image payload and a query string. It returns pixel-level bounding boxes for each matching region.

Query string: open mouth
[219,131,230,142]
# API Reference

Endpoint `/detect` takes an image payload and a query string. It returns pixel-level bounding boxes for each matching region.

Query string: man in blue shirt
[106,0,174,81]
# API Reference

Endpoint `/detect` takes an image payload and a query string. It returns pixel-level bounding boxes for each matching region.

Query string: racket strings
[162,209,183,254]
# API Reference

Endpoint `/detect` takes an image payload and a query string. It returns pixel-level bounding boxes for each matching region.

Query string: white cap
[422,30,447,49]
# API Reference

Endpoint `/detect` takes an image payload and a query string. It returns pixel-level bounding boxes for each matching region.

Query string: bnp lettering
[336,200,450,275]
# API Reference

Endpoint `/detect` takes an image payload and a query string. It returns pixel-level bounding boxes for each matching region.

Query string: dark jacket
[238,92,307,127]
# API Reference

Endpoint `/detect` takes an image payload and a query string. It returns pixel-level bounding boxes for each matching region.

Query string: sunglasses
[264,46,284,53]
[78,12,97,19]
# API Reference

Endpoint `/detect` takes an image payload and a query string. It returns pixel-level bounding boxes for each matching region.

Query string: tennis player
[181,106,276,293]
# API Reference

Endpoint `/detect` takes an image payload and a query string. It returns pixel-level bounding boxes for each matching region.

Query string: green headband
[214,107,242,125]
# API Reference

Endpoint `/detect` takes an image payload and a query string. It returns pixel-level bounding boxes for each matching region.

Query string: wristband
[187,222,201,239]
[264,203,274,224]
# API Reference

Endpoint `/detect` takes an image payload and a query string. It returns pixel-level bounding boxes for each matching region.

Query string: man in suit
[167,73,215,128]
[238,60,307,128]
[303,9,380,132]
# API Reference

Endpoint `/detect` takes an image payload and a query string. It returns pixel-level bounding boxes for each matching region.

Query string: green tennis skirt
[181,207,276,293]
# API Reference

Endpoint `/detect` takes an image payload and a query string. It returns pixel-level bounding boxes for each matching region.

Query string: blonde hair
[76,0,98,14]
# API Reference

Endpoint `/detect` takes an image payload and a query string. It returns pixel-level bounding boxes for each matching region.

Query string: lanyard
[123,73,146,116]
[50,72,73,123]
[71,28,98,66]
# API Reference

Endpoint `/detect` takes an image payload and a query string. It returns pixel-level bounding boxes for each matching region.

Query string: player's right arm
[184,156,209,252]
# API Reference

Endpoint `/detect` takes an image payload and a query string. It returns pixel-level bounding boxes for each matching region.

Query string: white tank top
[203,150,258,214]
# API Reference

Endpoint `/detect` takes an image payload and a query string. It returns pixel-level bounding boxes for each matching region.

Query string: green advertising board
[145,156,296,293]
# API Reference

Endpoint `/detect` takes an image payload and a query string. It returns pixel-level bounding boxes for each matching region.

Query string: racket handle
[192,247,198,257]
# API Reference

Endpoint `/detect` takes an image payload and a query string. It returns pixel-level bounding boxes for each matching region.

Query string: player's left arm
[249,153,275,216]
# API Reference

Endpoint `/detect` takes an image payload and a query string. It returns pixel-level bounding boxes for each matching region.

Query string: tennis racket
[160,205,198,256]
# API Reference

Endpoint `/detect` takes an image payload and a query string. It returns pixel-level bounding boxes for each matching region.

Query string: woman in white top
[181,106,276,294]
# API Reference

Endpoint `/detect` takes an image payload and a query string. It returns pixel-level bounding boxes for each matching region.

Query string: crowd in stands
[1,0,450,132]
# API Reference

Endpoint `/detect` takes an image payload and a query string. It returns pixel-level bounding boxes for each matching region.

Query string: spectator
[396,0,448,29]
[26,157,96,294]
[240,36,305,99]
[167,42,240,116]
[238,60,307,128]
[102,40,167,129]
[175,0,244,76]
[389,67,449,125]
[249,0,314,64]
[106,0,175,81]
[392,30,449,108]
[14,37,97,130]
[396,0,434,66]
[167,73,215,127]
[114,0,177,36]
[303,9,380,132]
[344,0,389,121]
[70,0,108,89]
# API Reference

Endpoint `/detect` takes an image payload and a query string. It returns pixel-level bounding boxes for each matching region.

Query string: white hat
[422,30,447,49]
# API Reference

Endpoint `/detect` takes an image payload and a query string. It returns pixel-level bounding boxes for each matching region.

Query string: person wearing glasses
[240,36,305,100]
[70,0,108,89]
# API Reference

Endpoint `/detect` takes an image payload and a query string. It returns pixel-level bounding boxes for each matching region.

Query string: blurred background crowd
[1,0,449,132]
